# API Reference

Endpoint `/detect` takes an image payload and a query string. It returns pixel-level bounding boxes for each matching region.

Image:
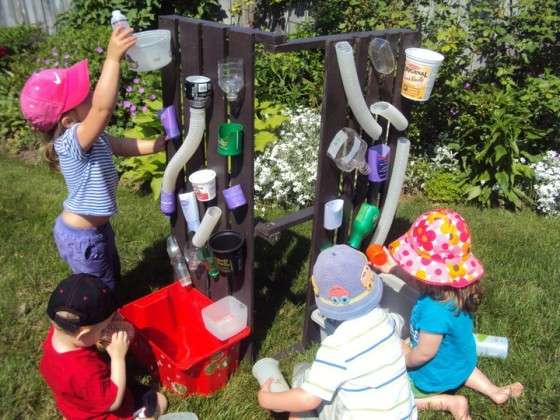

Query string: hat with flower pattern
[388,209,484,288]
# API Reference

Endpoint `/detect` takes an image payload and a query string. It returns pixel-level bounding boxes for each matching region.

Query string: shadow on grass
[385,216,413,244]
[252,228,311,356]
[117,238,173,305]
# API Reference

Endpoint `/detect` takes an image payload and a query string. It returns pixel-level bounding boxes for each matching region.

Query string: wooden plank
[254,207,314,239]
[302,41,348,348]
[201,24,229,301]
[227,28,256,359]
[159,16,189,253]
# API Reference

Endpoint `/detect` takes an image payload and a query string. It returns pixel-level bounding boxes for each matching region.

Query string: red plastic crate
[120,282,250,396]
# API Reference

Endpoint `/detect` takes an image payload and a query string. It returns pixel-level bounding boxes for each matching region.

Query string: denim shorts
[53,216,121,290]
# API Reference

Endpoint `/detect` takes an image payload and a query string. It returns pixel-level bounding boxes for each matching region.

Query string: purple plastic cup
[159,105,180,140]
[222,184,247,209]
[368,144,391,182]
[160,191,176,216]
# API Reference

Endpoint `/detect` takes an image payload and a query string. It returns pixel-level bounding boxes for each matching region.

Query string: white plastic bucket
[189,169,216,202]
[401,48,444,102]
[127,29,171,72]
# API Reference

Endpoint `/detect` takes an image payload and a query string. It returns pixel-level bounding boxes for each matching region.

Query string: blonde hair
[41,121,65,171]
[417,281,483,314]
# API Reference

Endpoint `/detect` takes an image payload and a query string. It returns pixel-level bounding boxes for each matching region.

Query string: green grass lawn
[1,154,558,419]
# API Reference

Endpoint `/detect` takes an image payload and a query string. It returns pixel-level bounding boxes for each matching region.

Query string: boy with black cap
[40,273,167,419]
[257,245,416,419]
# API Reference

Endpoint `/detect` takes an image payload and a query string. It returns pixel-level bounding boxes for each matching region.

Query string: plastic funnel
[324,199,344,230]
[368,37,396,75]
[208,230,245,275]
[126,30,171,72]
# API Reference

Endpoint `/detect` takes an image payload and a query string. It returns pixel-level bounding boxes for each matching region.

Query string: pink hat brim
[62,59,90,113]
[389,232,484,288]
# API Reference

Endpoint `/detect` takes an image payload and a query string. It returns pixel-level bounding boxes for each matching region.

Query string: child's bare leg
[416,395,471,420]
[464,367,523,404]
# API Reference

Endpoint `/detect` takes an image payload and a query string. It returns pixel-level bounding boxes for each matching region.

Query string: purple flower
[44,58,50,64]
[138,87,145,94]
[123,100,131,109]
[126,86,133,93]
[450,108,459,116]
[464,82,471,90]
[149,94,157,100]
[130,105,137,112]
[133,78,140,84]
[142,106,148,113]
[95,46,104,54]
[131,110,136,116]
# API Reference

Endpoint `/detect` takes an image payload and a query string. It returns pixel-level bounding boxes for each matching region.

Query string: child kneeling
[40,274,167,419]
[258,245,417,419]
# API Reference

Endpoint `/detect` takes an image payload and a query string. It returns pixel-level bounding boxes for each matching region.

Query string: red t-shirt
[39,327,134,420]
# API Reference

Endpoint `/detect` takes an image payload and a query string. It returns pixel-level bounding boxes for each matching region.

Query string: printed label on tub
[401,61,432,101]
[194,187,209,201]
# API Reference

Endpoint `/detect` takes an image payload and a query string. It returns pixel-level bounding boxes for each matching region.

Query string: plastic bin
[127,30,172,72]
[119,282,250,396]
[202,296,247,341]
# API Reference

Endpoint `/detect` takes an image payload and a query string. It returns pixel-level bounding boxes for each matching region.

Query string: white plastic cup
[252,358,290,393]
[401,48,444,102]
[189,169,217,202]
[324,199,344,230]
[178,191,200,232]
[474,334,509,359]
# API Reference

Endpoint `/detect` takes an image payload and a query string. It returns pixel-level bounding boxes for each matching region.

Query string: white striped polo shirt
[301,307,417,420]
[54,124,118,216]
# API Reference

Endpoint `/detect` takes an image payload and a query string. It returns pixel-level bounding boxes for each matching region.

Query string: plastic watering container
[127,30,172,72]
[119,282,250,396]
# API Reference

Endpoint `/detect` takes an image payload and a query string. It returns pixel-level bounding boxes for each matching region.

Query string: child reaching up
[20,27,167,290]
[257,245,417,419]
[381,209,523,419]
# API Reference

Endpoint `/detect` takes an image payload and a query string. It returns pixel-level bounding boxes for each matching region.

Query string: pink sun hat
[20,59,90,132]
[388,208,484,288]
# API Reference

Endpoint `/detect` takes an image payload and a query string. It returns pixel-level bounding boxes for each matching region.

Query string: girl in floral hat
[377,209,523,420]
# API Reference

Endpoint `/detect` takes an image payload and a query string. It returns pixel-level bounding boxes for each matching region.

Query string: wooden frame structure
[159,15,420,355]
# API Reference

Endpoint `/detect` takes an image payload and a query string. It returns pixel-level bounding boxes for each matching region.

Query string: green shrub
[424,170,465,203]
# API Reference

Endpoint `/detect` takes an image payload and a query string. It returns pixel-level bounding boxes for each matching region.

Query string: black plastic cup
[208,230,245,275]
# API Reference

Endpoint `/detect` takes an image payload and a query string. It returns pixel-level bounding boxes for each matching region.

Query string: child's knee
[156,392,167,415]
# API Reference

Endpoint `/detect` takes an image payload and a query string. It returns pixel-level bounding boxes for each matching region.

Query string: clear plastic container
[202,296,247,341]
[327,127,369,174]
[127,30,172,72]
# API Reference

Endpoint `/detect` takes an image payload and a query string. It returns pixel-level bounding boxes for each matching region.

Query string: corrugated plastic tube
[335,41,382,141]
[370,101,408,131]
[192,206,222,248]
[160,107,206,215]
[370,137,410,245]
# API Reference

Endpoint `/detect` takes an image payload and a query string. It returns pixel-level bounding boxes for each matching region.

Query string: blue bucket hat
[311,244,383,321]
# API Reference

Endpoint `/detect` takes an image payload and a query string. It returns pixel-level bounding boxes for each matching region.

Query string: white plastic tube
[160,107,206,215]
[335,41,382,140]
[370,101,408,131]
[192,206,222,248]
[370,137,410,245]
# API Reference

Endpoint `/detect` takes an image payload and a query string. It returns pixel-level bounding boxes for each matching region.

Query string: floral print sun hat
[388,208,484,288]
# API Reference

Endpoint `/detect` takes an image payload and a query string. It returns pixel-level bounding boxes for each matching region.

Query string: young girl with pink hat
[19,27,167,290]
[377,209,523,419]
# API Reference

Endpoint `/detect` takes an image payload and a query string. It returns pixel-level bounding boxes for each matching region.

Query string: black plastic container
[208,230,245,275]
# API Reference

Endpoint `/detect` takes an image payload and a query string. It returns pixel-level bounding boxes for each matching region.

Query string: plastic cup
[324,199,344,230]
[160,190,176,216]
[252,358,290,393]
[474,334,509,359]
[368,144,391,182]
[188,169,216,202]
[126,30,172,72]
[218,123,243,156]
[178,191,200,232]
[159,105,180,140]
[222,184,247,209]
[208,230,245,275]
[401,48,444,102]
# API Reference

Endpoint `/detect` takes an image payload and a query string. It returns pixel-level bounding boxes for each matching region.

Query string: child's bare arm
[106,330,130,411]
[107,134,166,156]
[405,331,442,368]
[257,379,321,413]
[77,27,136,151]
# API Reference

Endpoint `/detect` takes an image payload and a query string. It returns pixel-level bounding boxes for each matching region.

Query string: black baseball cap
[47,274,117,333]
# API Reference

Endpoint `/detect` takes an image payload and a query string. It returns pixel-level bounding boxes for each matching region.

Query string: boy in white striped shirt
[258,244,416,419]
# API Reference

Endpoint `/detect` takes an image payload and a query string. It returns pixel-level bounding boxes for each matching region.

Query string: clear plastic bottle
[327,127,369,174]
[166,236,192,287]
[111,10,130,30]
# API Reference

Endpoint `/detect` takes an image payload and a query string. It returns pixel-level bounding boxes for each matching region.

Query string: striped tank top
[54,124,118,216]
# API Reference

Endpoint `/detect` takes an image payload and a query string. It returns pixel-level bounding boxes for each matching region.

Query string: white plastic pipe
[160,107,206,215]
[335,41,382,140]
[370,101,408,131]
[192,206,222,248]
[370,137,410,245]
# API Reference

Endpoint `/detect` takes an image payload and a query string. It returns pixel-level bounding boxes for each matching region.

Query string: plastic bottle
[474,334,508,359]
[111,10,130,30]
[166,236,192,287]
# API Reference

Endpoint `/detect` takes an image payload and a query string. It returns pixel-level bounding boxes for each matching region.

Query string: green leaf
[254,118,267,130]
[123,128,143,138]
[494,145,507,162]
[466,185,482,201]
[255,131,278,152]
[495,171,510,193]
[151,176,162,200]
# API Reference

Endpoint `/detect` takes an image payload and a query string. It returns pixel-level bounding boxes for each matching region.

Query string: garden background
[0,0,559,418]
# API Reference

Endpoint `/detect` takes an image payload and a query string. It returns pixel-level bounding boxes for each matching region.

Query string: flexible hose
[335,42,382,140]
[160,107,206,215]
[192,207,222,248]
